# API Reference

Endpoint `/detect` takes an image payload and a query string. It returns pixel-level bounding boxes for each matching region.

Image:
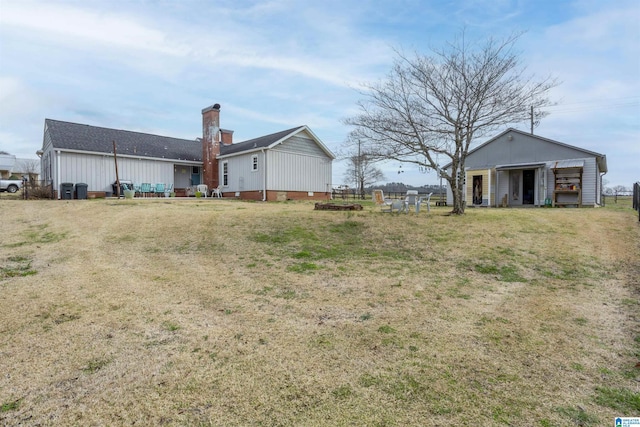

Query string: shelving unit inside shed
[552,161,583,207]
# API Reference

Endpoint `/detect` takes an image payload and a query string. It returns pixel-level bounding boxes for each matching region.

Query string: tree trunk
[447,172,465,215]
[451,184,465,214]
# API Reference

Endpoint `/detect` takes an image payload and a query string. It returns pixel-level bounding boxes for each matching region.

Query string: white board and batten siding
[222,153,262,192]
[222,132,332,193]
[570,157,598,206]
[54,151,196,192]
[268,150,332,192]
[270,134,331,192]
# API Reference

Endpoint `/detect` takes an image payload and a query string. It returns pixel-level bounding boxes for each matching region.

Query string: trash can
[75,183,88,200]
[60,183,74,200]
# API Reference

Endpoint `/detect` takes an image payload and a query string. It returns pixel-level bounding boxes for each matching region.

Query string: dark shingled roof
[220,126,304,156]
[45,119,202,162]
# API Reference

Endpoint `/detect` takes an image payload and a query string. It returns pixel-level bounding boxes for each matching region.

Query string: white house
[39,104,334,200]
[444,128,608,208]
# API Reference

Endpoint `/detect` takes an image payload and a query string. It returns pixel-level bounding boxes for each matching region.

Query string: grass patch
[594,387,640,414]
[1,399,21,412]
[475,263,526,282]
[331,384,354,399]
[162,321,180,332]
[0,255,37,278]
[276,288,299,299]
[377,325,396,334]
[251,219,417,269]
[359,312,372,321]
[82,358,111,374]
[555,406,599,426]
[287,261,319,273]
[4,224,68,248]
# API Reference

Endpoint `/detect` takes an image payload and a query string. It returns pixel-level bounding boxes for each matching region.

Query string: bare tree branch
[345,31,558,214]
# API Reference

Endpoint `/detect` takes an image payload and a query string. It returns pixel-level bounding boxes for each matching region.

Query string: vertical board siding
[496,170,509,205]
[221,133,333,194]
[222,154,262,192]
[42,128,55,183]
[272,134,326,157]
[580,157,597,206]
[268,150,331,192]
[58,152,192,191]
[490,169,496,206]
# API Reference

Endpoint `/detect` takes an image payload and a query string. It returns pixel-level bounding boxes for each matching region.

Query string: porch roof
[495,162,546,171]
[552,159,585,169]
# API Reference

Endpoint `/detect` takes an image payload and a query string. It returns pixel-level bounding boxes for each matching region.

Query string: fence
[331,188,446,202]
[22,180,55,200]
[634,182,640,221]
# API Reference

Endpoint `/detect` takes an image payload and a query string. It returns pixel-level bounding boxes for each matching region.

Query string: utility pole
[113,141,120,198]
[530,105,534,135]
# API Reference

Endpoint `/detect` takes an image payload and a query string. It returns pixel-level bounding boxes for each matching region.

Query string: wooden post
[113,141,120,198]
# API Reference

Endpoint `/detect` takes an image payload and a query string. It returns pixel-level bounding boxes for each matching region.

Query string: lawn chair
[403,190,419,213]
[140,183,151,197]
[372,189,398,213]
[211,186,222,198]
[417,192,433,213]
[197,184,208,197]
[155,183,165,197]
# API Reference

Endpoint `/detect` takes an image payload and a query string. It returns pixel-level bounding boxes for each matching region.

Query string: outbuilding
[444,128,607,207]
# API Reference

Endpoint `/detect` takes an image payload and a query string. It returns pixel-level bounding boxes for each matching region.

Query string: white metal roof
[495,162,546,171]
[552,159,585,169]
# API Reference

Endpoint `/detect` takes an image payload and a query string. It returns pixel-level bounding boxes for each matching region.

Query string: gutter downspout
[599,170,607,206]
[261,149,267,201]
[56,150,61,200]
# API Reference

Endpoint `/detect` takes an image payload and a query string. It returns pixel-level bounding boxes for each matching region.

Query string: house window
[222,161,228,186]
[252,155,258,171]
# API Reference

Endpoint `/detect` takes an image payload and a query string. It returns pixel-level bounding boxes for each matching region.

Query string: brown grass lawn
[0,198,638,426]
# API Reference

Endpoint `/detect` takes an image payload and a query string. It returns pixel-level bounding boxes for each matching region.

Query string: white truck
[0,178,23,193]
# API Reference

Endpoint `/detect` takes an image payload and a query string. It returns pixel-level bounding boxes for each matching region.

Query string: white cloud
[0,1,184,56]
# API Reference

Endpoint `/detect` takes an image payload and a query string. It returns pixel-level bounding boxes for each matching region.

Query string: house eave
[49,147,202,164]
[217,147,266,160]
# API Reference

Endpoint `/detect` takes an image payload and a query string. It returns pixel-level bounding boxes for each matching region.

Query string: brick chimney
[220,129,234,145]
[202,103,221,190]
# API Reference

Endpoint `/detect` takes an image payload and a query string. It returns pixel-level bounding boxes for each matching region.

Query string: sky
[0,0,638,188]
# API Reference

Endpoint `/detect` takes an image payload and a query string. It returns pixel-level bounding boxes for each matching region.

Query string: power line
[546,96,640,115]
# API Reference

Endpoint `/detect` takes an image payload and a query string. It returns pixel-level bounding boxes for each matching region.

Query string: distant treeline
[366,182,445,194]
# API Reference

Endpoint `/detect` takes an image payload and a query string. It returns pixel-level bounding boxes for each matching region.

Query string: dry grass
[0,198,638,426]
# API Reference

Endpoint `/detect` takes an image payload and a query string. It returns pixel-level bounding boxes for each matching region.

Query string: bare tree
[345,31,558,214]
[17,159,40,182]
[612,185,629,203]
[343,156,385,199]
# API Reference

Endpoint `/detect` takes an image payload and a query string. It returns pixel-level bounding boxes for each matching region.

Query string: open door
[523,169,535,205]
[472,175,483,205]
